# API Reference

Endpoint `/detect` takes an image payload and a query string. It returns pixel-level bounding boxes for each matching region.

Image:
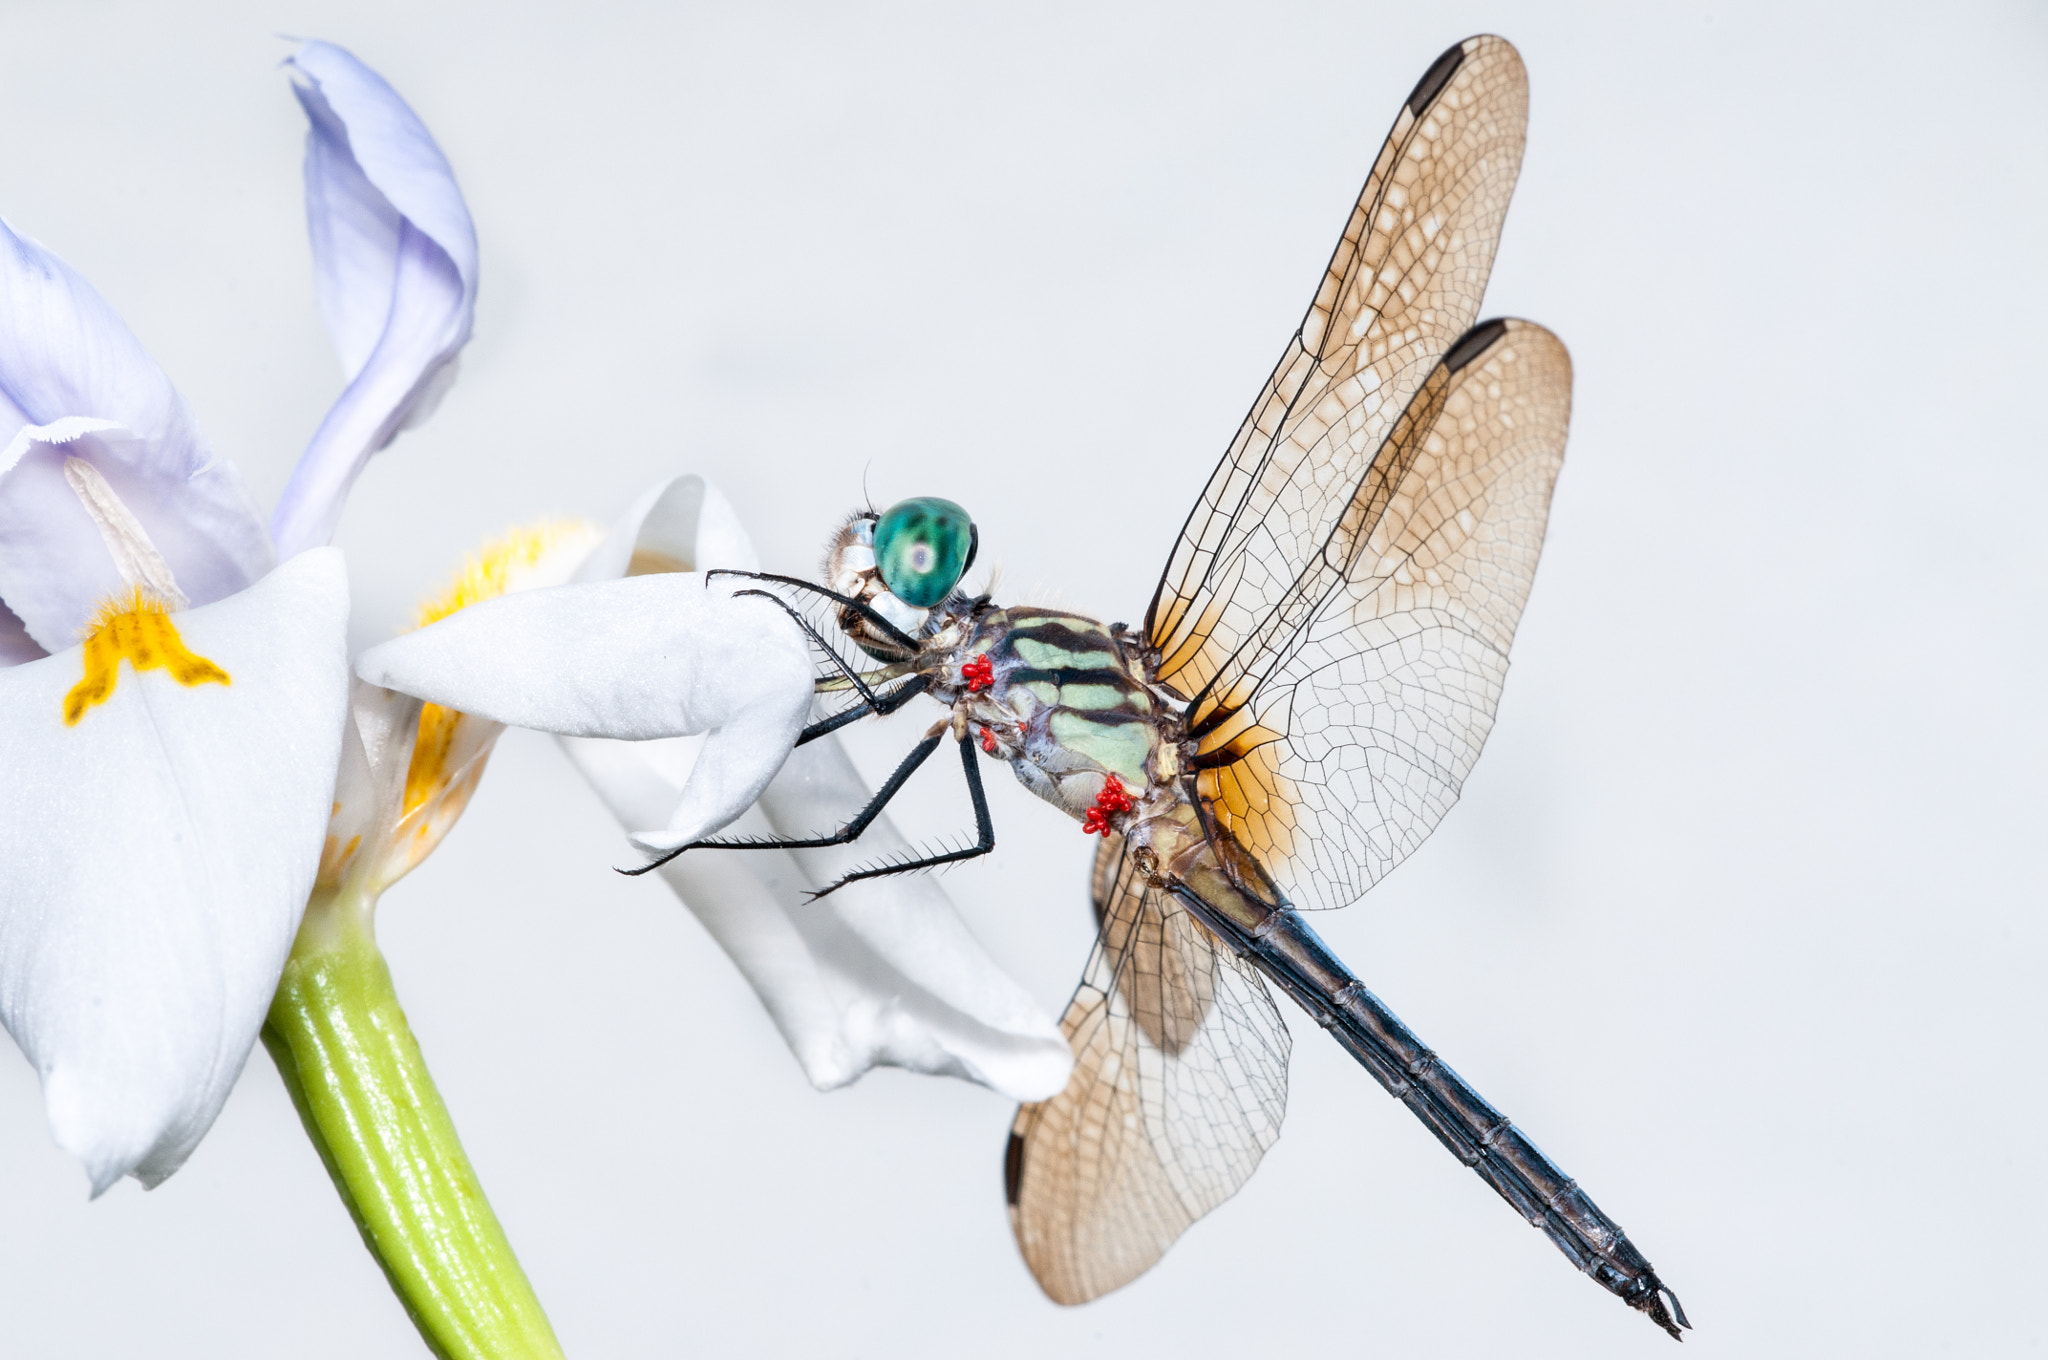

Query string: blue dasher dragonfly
[634,33,1686,1338]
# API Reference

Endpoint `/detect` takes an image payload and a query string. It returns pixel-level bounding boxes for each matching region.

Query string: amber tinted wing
[1147,35,1528,708]
[1007,835,1290,1304]
[1086,832,1211,1052]
[1190,320,1571,911]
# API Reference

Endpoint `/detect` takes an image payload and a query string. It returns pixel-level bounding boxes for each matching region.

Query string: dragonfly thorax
[943,607,1183,839]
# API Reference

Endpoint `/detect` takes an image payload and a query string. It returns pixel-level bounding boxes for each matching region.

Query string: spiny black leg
[797,673,932,747]
[706,731,943,851]
[724,586,934,746]
[729,588,896,713]
[707,569,920,654]
[810,732,995,901]
[617,732,946,877]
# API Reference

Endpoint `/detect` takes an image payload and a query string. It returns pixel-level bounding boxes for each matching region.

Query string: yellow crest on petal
[320,519,601,897]
[63,589,229,726]
[397,520,593,819]
[413,520,596,629]
[402,520,599,818]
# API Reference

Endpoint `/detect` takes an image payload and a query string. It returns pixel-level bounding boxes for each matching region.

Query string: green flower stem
[263,886,564,1360]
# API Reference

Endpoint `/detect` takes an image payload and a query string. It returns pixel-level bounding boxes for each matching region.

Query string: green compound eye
[873,496,977,608]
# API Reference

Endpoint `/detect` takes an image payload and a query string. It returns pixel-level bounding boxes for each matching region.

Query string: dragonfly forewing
[1149,34,1530,706]
[1190,319,1572,911]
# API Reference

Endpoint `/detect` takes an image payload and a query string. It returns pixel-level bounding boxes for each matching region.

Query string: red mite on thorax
[979,726,998,754]
[1081,775,1135,837]
[961,655,994,692]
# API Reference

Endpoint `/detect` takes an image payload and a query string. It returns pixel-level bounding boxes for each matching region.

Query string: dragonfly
[638,33,1687,1339]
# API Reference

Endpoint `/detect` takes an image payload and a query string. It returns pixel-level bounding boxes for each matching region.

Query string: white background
[1,1,2043,1355]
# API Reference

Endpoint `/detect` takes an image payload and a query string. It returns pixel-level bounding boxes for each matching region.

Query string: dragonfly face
[677,33,1688,1341]
[822,497,981,660]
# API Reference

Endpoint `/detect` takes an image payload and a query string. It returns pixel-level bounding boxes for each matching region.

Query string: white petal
[573,474,761,583]
[357,574,806,738]
[357,574,812,843]
[270,41,479,559]
[561,734,1072,1100]
[0,548,350,1190]
[0,221,272,645]
[570,473,769,848]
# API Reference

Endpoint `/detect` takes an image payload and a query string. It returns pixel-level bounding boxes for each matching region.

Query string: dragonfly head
[824,497,979,658]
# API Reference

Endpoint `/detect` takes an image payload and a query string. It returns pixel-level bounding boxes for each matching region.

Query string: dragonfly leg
[707,568,921,655]
[730,586,879,699]
[722,584,934,744]
[618,731,945,876]
[795,673,932,747]
[1169,881,1689,1340]
[808,732,994,901]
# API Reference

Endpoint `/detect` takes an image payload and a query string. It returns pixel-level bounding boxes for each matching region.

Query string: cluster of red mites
[960,654,994,692]
[979,725,998,754]
[1081,775,1135,837]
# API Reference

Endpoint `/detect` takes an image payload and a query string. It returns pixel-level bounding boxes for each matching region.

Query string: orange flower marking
[63,589,230,725]
[401,519,597,819]
[372,520,601,884]
[403,701,463,818]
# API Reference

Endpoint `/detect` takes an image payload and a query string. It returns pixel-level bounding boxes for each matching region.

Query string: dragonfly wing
[1147,34,1529,704]
[1008,835,1290,1304]
[1191,319,1572,910]
[1087,832,1210,1053]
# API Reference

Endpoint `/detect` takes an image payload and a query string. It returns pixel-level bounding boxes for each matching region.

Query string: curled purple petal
[271,41,479,559]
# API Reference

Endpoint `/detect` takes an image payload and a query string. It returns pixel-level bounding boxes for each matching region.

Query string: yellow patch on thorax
[64,589,229,725]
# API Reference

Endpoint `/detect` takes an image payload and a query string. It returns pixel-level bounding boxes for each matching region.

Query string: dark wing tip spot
[1406,40,1468,115]
[1004,1130,1027,1206]
[1444,317,1510,373]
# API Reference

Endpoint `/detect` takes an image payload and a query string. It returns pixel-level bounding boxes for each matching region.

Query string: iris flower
[267,523,602,1360]
[0,40,477,1192]
[360,474,1072,1101]
[318,522,601,915]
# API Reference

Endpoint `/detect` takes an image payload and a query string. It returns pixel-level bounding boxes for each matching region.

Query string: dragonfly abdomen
[1166,861,1688,1339]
